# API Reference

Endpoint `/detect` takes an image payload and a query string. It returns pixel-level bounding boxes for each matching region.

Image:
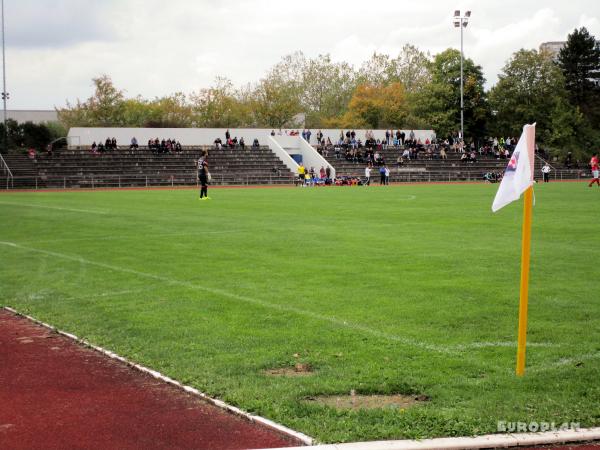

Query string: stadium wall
[67,128,436,147]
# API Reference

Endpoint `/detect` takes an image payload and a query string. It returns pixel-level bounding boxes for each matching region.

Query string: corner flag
[492,123,536,377]
[492,124,536,212]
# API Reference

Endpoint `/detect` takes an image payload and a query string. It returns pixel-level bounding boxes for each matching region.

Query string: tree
[421,49,488,139]
[58,75,126,127]
[357,53,392,86]
[387,44,432,94]
[191,77,250,127]
[489,49,581,149]
[299,54,357,127]
[558,27,600,103]
[558,27,600,126]
[250,73,302,128]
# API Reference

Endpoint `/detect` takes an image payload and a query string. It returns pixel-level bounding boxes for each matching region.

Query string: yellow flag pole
[516,186,534,376]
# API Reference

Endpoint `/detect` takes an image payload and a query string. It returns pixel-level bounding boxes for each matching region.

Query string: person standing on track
[589,153,599,187]
[197,150,210,200]
[364,164,371,186]
[541,163,551,183]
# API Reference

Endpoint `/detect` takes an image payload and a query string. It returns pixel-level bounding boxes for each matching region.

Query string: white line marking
[19,230,245,244]
[1,306,313,446]
[0,201,108,214]
[454,341,561,350]
[529,351,600,372]
[0,241,561,357]
[257,427,600,450]
[0,241,456,354]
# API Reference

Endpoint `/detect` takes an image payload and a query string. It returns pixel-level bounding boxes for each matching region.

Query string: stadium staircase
[2,146,294,189]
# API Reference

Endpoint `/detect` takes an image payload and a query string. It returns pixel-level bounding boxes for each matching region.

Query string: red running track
[0,310,302,450]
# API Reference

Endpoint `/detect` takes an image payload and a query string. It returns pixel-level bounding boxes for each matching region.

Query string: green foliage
[489,49,580,152]
[558,27,600,123]
[0,119,65,152]
[417,49,489,139]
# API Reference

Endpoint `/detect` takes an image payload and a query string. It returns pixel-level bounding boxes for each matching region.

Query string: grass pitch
[1,183,599,443]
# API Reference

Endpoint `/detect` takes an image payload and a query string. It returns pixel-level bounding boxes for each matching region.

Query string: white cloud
[3,0,600,109]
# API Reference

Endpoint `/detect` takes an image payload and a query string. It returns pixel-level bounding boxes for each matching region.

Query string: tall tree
[558,27,600,126]
[58,75,126,127]
[190,77,249,128]
[489,49,581,148]
[299,54,357,127]
[387,44,432,94]
[411,49,488,139]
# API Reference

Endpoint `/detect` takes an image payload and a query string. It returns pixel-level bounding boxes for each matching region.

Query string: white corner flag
[492,124,536,212]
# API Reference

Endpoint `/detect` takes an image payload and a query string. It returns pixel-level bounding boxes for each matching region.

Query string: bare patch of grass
[305,391,429,410]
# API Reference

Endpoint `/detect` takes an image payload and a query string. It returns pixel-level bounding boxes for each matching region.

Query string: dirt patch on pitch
[305,392,429,410]
[264,363,314,377]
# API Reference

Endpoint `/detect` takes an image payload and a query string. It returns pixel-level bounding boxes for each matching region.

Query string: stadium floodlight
[1,0,6,153]
[452,9,472,145]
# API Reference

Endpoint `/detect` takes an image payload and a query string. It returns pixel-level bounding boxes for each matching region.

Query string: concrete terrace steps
[8,145,295,189]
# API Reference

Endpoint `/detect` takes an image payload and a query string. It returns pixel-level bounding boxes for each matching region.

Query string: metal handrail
[0,151,12,176]
[535,153,556,171]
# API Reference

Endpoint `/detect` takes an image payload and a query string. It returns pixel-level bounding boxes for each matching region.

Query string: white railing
[0,152,13,189]
[267,136,300,175]
[3,169,585,190]
[297,137,336,179]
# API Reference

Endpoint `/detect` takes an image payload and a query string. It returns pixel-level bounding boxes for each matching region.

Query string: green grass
[1,183,599,443]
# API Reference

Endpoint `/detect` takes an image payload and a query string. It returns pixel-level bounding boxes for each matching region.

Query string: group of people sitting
[296,164,333,186]
[90,137,118,153]
[147,138,183,154]
[213,136,260,150]
[483,171,503,183]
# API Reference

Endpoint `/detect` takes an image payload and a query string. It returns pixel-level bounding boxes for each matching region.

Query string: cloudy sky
[5,0,600,109]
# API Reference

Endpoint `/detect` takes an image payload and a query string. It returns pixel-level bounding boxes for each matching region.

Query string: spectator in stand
[565,152,572,169]
[240,137,245,150]
[397,155,404,168]
[385,130,391,146]
[252,138,260,148]
[225,129,230,142]
[316,130,323,145]
[98,142,105,153]
[130,137,138,149]
[319,166,326,180]
[175,141,182,152]
[325,166,331,181]
[232,137,238,148]
[91,141,97,153]
[111,137,117,149]
[271,130,275,136]
[214,137,222,149]
[105,137,111,150]
[440,147,447,160]
[306,129,312,142]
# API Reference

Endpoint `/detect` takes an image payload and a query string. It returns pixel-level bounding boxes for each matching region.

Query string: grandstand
[0,128,587,189]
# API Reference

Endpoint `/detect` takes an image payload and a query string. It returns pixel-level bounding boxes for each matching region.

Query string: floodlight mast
[453,10,471,147]
[1,0,6,154]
